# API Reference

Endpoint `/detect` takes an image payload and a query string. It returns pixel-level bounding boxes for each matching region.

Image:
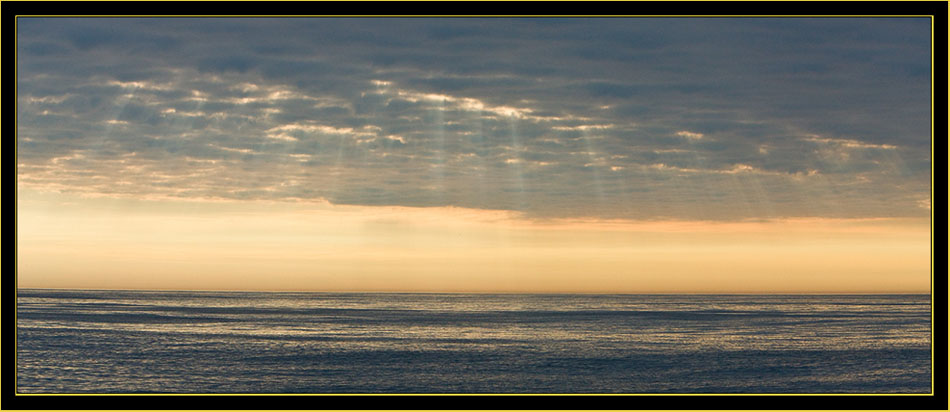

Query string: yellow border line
[12,15,939,17]
[12,14,937,398]
[931,10,936,398]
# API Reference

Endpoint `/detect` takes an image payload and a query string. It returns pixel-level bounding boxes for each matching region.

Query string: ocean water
[16,289,931,394]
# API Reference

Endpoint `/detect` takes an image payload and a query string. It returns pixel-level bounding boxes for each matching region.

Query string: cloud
[803,135,898,150]
[675,131,704,140]
[16,17,932,220]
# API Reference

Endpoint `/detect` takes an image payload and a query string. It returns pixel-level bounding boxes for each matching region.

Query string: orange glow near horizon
[17,189,931,294]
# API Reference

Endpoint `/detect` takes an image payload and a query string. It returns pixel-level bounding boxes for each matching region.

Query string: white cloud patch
[552,124,615,132]
[675,130,704,140]
[381,84,537,120]
[804,135,898,150]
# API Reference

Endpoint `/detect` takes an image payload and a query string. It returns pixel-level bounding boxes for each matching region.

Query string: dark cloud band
[17,17,932,220]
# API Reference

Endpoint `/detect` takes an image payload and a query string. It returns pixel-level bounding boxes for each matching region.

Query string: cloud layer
[17,18,932,220]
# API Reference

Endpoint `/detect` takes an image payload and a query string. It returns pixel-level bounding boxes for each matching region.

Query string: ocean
[15,289,931,394]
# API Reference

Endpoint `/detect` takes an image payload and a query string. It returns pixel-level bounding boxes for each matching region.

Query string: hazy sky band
[16,191,931,293]
[17,17,932,220]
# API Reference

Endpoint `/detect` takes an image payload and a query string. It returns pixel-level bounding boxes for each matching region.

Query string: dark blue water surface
[16,289,931,393]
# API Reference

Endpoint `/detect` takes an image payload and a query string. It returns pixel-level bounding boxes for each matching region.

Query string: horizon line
[15,286,932,296]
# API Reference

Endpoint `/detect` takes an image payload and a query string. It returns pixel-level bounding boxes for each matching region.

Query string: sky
[16,17,932,293]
